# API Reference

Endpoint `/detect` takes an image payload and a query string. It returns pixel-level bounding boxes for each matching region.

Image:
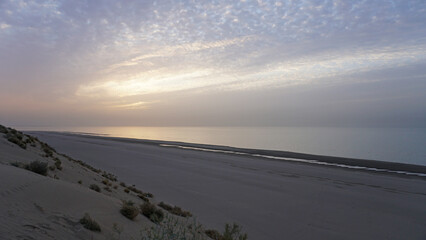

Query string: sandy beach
[3,1,426,239]
[23,131,426,240]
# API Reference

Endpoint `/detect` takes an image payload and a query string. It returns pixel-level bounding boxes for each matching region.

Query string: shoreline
[27,131,426,177]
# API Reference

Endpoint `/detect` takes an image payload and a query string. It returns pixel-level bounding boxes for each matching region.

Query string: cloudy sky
[0,0,425,127]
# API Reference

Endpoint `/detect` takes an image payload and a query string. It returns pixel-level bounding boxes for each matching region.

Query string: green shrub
[205,229,222,240]
[205,223,248,240]
[10,128,18,134]
[89,184,101,192]
[79,213,101,232]
[158,202,192,217]
[120,201,139,220]
[66,156,101,173]
[11,160,48,176]
[16,133,23,140]
[40,142,56,158]
[54,158,62,170]
[102,171,117,182]
[141,215,206,240]
[27,161,48,176]
[0,124,7,133]
[140,202,164,223]
[222,223,248,240]
[6,132,26,149]
[78,180,82,184]
[101,179,109,185]
[138,194,149,202]
[127,185,143,194]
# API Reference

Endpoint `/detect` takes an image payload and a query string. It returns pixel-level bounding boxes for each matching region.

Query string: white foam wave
[160,144,426,177]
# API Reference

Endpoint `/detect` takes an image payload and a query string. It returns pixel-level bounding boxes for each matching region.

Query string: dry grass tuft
[140,202,164,223]
[89,184,101,192]
[120,201,140,220]
[79,213,101,232]
[158,202,192,217]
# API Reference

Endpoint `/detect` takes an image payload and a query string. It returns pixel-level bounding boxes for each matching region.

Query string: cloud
[76,69,214,98]
[0,23,10,29]
[1,0,426,127]
[106,35,257,72]
[110,101,150,110]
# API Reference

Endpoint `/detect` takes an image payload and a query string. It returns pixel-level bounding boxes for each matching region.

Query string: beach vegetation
[40,142,56,158]
[0,124,7,133]
[102,171,117,181]
[54,157,62,170]
[78,180,82,184]
[127,185,142,194]
[205,229,222,240]
[222,223,248,240]
[205,223,247,240]
[61,154,102,174]
[103,186,112,192]
[5,132,27,149]
[79,213,101,232]
[124,188,130,193]
[141,215,206,240]
[138,194,149,202]
[146,192,154,198]
[27,160,48,176]
[9,128,18,134]
[16,133,23,140]
[89,184,101,192]
[102,179,111,186]
[158,202,192,217]
[120,200,140,220]
[140,202,164,223]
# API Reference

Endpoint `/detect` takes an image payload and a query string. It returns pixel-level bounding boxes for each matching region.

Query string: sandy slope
[31,131,426,240]
[0,131,156,240]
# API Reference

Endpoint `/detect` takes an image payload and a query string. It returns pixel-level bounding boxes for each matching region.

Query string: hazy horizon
[1,0,426,128]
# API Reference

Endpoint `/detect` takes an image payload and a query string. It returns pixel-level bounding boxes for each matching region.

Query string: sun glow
[77,70,213,98]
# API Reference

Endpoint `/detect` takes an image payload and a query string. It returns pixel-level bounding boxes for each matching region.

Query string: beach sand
[26,131,426,240]
[0,129,156,240]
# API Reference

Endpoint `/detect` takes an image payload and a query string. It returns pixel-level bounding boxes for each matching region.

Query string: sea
[17,126,426,166]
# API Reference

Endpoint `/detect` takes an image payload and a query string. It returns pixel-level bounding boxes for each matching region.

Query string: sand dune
[0,127,212,240]
[29,131,426,240]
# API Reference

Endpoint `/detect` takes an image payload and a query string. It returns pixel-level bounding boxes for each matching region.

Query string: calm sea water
[19,126,426,166]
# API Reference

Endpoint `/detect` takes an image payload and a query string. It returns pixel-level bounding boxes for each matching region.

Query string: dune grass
[140,202,164,223]
[158,201,192,218]
[89,184,101,192]
[141,215,206,240]
[205,223,248,240]
[79,213,101,232]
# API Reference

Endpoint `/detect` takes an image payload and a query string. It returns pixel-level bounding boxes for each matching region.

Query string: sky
[0,0,425,127]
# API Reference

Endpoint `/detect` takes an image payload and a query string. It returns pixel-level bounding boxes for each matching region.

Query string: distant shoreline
[26,131,426,177]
